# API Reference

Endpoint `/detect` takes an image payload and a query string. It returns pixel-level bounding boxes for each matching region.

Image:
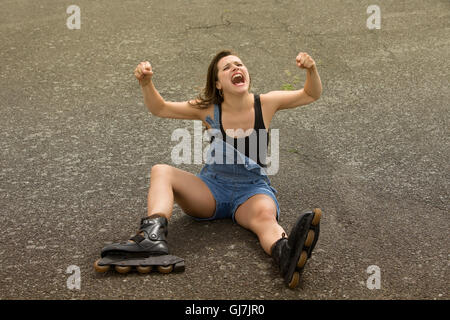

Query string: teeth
[232,73,244,83]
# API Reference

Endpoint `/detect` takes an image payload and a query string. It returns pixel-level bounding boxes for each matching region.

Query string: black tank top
[217,94,269,167]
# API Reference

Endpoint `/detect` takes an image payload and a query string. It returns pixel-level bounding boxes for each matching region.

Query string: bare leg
[234,194,285,255]
[147,164,216,220]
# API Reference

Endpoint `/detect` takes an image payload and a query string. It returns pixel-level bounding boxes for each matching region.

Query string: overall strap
[253,94,266,130]
[213,103,220,128]
[206,104,221,143]
[205,103,220,130]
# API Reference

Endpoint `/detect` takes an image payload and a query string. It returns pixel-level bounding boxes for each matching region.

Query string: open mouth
[231,73,245,86]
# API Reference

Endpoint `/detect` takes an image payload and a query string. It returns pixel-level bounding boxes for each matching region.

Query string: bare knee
[151,164,173,180]
[250,206,277,227]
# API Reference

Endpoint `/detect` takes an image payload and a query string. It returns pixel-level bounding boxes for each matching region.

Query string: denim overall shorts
[195,103,280,222]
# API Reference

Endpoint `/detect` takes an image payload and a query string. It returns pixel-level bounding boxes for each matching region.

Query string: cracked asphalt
[0,0,449,300]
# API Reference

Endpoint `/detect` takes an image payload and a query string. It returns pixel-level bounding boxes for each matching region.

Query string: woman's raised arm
[262,52,322,112]
[134,61,203,120]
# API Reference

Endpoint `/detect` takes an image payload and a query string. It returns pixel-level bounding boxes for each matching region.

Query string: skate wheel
[137,265,152,274]
[288,272,300,289]
[157,265,173,274]
[94,259,110,273]
[115,265,131,274]
[305,230,315,247]
[297,251,308,268]
[311,208,322,226]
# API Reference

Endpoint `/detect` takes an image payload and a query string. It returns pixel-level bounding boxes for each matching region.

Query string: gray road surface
[0,0,449,299]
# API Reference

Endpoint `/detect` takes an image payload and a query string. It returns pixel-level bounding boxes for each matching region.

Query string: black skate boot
[271,208,321,288]
[94,214,185,274]
[100,214,169,257]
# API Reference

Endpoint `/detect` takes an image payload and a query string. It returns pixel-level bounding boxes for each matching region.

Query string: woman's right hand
[134,61,153,87]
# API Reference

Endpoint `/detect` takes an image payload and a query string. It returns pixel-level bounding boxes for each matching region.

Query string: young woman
[100,50,323,289]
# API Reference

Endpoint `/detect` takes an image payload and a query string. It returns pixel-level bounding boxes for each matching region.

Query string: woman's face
[215,55,250,95]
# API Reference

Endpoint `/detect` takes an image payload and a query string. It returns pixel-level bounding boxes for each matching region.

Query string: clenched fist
[134,61,153,86]
[296,52,316,70]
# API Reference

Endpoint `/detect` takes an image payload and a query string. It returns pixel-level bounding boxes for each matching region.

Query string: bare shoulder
[194,103,215,129]
[259,92,279,112]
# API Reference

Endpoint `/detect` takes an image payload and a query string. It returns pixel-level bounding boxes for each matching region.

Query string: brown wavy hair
[189,49,250,109]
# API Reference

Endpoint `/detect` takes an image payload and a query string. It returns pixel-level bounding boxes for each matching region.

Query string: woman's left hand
[296,52,316,69]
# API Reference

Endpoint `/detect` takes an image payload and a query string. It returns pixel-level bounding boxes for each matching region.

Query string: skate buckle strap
[129,234,145,243]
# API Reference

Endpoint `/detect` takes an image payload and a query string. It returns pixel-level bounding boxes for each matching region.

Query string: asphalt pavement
[0,0,449,300]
